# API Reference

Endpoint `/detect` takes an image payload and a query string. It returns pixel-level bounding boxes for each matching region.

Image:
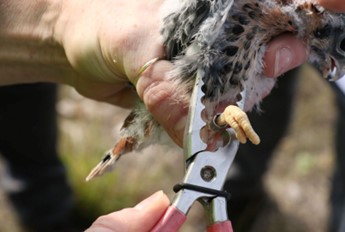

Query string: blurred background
[0,65,337,231]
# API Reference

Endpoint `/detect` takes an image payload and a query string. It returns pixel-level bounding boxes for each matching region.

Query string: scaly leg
[216,105,260,145]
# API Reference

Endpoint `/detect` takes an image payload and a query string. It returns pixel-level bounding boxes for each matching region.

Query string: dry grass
[0,65,338,231]
[253,65,336,232]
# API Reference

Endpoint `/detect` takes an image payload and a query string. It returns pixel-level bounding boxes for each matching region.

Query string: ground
[0,65,337,231]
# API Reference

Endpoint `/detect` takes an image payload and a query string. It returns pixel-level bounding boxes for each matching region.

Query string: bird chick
[86,0,345,181]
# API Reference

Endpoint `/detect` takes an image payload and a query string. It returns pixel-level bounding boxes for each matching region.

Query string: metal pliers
[150,71,244,232]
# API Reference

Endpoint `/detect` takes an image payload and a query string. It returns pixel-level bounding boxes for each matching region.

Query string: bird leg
[215,105,260,145]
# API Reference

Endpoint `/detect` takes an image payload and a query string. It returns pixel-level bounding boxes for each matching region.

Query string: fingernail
[274,47,293,77]
[134,191,163,210]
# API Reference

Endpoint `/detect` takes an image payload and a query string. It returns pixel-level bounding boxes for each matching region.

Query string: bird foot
[215,105,260,145]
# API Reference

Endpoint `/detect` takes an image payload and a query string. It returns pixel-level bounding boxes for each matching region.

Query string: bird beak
[326,66,337,81]
[326,56,337,81]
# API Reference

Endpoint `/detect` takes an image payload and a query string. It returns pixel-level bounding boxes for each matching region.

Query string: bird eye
[336,34,345,55]
[314,24,331,39]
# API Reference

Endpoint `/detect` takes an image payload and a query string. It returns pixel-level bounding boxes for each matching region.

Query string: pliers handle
[148,71,242,231]
[150,204,233,232]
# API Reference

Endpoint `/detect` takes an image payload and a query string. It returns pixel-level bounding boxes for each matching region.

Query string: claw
[216,105,260,145]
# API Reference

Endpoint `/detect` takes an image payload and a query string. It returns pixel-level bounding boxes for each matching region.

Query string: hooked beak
[326,57,338,81]
[328,33,345,81]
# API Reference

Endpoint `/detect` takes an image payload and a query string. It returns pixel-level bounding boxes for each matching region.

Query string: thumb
[317,0,345,12]
[86,191,170,232]
[263,34,308,78]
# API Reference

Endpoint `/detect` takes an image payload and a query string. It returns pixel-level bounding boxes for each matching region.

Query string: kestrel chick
[86,0,345,181]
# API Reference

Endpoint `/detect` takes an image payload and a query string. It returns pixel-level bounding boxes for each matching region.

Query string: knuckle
[142,81,170,112]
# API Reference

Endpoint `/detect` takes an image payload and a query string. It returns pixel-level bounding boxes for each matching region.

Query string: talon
[216,105,260,145]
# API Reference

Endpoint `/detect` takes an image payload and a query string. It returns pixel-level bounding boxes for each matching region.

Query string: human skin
[318,0,345,12]
[85,191,170,232]
[0,0,339,147]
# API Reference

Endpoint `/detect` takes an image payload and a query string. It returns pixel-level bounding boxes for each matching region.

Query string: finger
[136,60,189,147]
[86,191,170,232]
[317,0,345,12]
[263,34,308,78]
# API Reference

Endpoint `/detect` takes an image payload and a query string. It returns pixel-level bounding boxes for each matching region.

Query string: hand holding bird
[86,0,345,181]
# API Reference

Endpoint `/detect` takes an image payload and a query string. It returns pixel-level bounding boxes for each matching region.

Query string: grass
[57,89,187,223]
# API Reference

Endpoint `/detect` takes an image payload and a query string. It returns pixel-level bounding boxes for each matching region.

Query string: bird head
[327,26,345,81]
[308,13,345,81]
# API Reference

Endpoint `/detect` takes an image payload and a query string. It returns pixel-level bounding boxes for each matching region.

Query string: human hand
[3,0,341,146]
[85,191,169,232]
[52,0,166,109]
[52,0,311,146]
